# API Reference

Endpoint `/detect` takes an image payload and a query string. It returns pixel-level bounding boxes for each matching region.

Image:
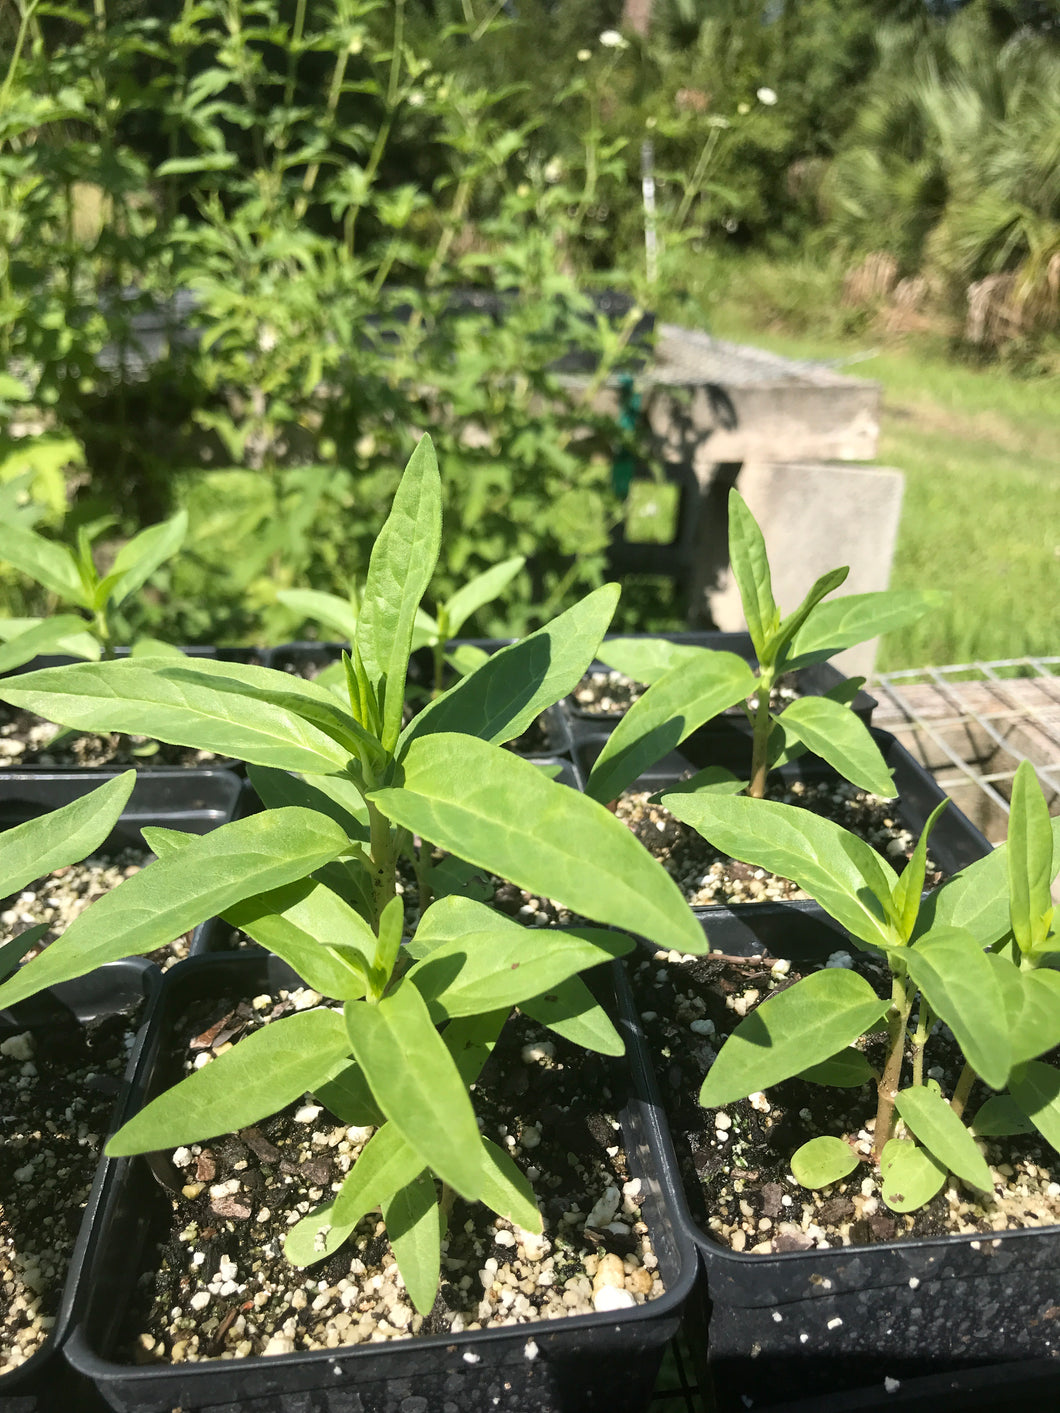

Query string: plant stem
[873,969,915,1157]
[366,798,397,929]
[910,999,934,1089]
[747,670,774,798]
[950,1062,977,1120]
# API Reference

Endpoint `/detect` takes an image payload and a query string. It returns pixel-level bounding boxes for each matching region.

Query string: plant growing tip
[683,762,1060,1215]
[0,436,704,1313]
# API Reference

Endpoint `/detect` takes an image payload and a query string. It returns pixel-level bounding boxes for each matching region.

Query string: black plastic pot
[615,919,1060,1411]
[562,632,877,740]
[574,727,992,954]
[64,953,695,1413]
[0,959,160,1412]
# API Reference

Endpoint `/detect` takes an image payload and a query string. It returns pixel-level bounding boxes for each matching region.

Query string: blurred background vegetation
[0,0,1056,667]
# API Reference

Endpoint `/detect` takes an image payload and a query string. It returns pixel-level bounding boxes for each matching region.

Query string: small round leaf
[879,1138,947,1213]
[790,1135,859,1189]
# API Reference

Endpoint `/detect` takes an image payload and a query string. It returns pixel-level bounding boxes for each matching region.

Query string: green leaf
[223,880,375,1000]
[1008,760,1055,960]
[0,925,48,986]
[0,522,89,606]
[247,765,369,842]
[282,1198,353,1266]
[0,771,134,899]
[655,766,747,801]
[104,511,188,611]
[727,491,778,661]
[784,591,941,673]
[355,435,442,753]
[798,1048,875,1087]
[772,698,894,797]
[767,567,849,670]
[596,638,705,685]
[790,1135,859,1188]
[891,799,949,943]
[987,955,1060,1067]
[374,734,705,957]
[344,982,485,1200]
[443,556,525,638]
[406,927,631,1021]
[916,816,1060,946]
[0,808,349,1008]
[585,651,756,804]
[0,615,97,673]
[371,894,403,992]
[699,969,889,1107]
[107,1008,351,1155]
[479,1136,542,1233]
[1008,1060,1060,1152]
[894,1085,993,1192]
[971,1094,1036,1138]
[0,617,99,662]
[442,1010,508,1086]
[383,1170,441,1316]
[313,1061,382,1127]
[660,791,899,950]
[0,658,358,774]
[402,585,620,752]
[521,975,625,1056]
[277,588,359,642]
[879,1138,948,1212]
[903,927,1009,1091]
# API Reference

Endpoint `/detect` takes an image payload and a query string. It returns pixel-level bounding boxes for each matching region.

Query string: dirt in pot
[630,948,1060,1255]
[0,1003,142,1374]
[0,704,223,770]
[395,850,577,933]
[123,985,664,1365]
[1,849,194,970]
[617,778,938,908]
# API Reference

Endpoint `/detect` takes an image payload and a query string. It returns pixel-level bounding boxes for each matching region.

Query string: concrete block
[693,462,906,679]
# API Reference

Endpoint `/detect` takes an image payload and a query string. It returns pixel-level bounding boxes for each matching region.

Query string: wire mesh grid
[870,657,1060,842]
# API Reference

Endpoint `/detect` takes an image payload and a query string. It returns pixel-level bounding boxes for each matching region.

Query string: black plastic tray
[0,959,161,1412]
[65,953,696,1413]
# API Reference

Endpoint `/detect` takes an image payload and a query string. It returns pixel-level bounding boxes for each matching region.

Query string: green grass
[672,277,1060,672]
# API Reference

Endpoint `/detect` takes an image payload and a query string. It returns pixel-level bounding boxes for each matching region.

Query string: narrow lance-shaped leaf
[0,521,89,605]
[479,1137,543,1233]
[247,764,369,841]
[355,435,442,753]
[101,510,188,611]
[766,566,848,670]
[1009,1060,1060,1152]
[891,798,949,942]
[344,980,485,1201]
[0,657,362,774]
[772,697,895,797]
[402,584,620,753]
[904,927,1010,1091]
[107,1009,352,1155]
[595,637,706,686]
[0,808,349,1008]
[383,1172,442,1316]
[783,590,942,673]
[585,651,757,804]
[277,588,359,642]
[727,490,777,660]
[0,615,97,674]
[700,969,890,1107]
[894,1085,993,1192]
[0,771,135,899]
[374,734,706,957]
[1007,760,1055,959]
[660,791,899,950]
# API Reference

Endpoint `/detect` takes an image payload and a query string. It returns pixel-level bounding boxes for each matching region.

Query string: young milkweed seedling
[0,436,705,1311]
[660,759,1060,1211]
[582,489,937,806]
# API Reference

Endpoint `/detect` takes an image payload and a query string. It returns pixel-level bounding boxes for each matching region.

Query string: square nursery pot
[63,953,695,1413]
[562,632,876,742]
[614,916,1060,1412]
[0,959,161,1412]
[574,727,993,956]
[0,649,263,774]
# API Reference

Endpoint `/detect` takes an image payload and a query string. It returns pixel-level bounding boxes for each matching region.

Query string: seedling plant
[583,490,936,806]
[663,759,1060,1213]
[0,436,705,1315]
